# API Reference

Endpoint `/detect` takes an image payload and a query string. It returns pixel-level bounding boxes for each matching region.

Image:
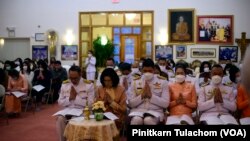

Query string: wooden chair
[0,84,9,124]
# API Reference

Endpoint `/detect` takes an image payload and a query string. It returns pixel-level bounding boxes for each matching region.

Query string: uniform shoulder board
[133,75,141,80]
[201,82,209,87]
[63,79,70,84]
[157,75,167,80]
[223,82,233,87]
[83,79,92,84]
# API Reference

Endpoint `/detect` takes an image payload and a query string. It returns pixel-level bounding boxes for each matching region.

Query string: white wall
[0,0,250,65]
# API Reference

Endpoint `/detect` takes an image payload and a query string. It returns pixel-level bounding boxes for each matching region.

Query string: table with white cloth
[64,119,119,141]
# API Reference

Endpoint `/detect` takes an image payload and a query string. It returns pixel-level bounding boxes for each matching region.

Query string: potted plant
[92,101,106,121]
[93,35,114,68]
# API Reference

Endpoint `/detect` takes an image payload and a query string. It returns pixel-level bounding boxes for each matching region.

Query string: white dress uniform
[56,78,95,141]
[198,83,237,125]
[85,56,96,81]
[127,74,170,125]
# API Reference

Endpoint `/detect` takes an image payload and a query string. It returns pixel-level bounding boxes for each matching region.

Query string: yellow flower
[92,101,106,113]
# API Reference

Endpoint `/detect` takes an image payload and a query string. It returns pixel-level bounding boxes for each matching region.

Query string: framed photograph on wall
[197,15,234,44]
[176,45,187,59]
[168,9,195,44]
[35,33,45,41]
[155,45,173,60]
[219,46,238,62]
[61,45,78,60]
[32,45,48,60]
[191,48,216,58]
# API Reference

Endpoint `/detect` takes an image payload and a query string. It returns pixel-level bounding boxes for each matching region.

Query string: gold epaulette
[223,82,233,87]
[63,79,70,84]
[157,75,167,80]
[83,79,92,84]
[133,75,141,80]
[201,82,209,87]
[132,73,141,77]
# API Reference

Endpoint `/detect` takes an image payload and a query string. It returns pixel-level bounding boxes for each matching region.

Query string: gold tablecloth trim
[64,119,119,141]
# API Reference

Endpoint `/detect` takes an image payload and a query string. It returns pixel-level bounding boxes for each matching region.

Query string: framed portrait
[197,15,234,44]
[61,45,78,60]
[168,9,195,44]
[176,45,187,59]
[191,48,216,58]
[32,45,48,60]
[35,33,45,41]
[219,46,238,62]
[155,45,173,60]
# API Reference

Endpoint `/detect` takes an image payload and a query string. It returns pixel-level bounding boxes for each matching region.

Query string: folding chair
[21,83,36,114]
[45,79,54,104]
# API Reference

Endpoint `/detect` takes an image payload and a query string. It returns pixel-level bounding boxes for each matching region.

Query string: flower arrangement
[92,101,106,113]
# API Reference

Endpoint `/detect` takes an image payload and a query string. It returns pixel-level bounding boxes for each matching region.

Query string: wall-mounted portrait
[168,9,195,44]
[32,45,48,60]
[197,15,234,44]
[61,45,78,60]
[219,46,238,62]
[155,45,173,60]
[176,45,187,59]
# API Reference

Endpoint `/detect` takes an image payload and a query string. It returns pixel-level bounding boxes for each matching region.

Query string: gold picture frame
[191,48,216,58]
[168,9,195,44]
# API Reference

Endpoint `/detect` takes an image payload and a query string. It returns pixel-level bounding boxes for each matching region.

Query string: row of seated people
[0,58,68,116]
[55,58,249,141]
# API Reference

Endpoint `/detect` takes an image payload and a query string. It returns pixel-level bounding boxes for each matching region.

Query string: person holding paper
[5,69,28,115]
[85,50,96,82]
[96,68,126,130]
[128,58,170,125]
[32,60,51,111]
[198,64,237,125]
[166,64,197,125]
[56,65,95,141]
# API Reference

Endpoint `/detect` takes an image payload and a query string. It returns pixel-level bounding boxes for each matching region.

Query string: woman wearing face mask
[197,61,211,88]
[222,65,240,98]
[5,69,28,116]
[32,60,52,111]
[21,61,34,87]
[85,50,96,82]
[96,68,126,131]
[166,64,197,125]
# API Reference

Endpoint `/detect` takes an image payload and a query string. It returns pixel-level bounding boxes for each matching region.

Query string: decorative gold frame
[191,48,216,58]
[168,9,195,44]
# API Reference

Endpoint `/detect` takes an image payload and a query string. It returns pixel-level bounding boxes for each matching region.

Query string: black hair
[100,68,119,88]
[229,65,240,83]
[142,58,154,68]
[200,61,211,73]
[106,58,115,63]
[69,65,81,74]
[223,63,233,75]
[8,69,20,78]
[38,60,48,70]
[212,64,223,70]
[88,50,94,55]
[175,63,187,75]
[158,57,167,62]
[22,61,31,74]
[55,61,61,65]
[168,59,176,68]
[119,62,131,71]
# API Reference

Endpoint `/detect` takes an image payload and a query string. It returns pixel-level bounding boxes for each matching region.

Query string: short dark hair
[119,62,131,71]
[8,69,20,78]
[229,65,240,83]
[69,65,81,74]
[212,64,223,70]
[200,61,211,73]
[175,63,187,74]
[158,57,167,62]
[142,58,154,68]
[55,61,61,65]
[106,58,115,63]
[100,68,119,88]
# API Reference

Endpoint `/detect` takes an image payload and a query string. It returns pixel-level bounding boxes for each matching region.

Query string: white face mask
[226,70,230,76]
[139,62,143,67]
[88,54,92,57]
[131,68,139,74]
[204,67,210,73]
[15,61,20,66]
[159,65,166,71]
[116,71,122,76]
[23,66,28,71]
[212,75,222,85]
[175,75,185,83]
[15,66,20,72]
[106,66,114,69]
[144,72,154,81]
[236,77,241,83]
[30,64,34,70]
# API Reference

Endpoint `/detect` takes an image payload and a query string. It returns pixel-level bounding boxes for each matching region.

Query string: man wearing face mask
[85,50,96,81]
[128,58,170,125]
[51,61,68,103]
[56,65,95,141]
[119,63,133,91]
[198,64,238,125]
[158,57,175,79]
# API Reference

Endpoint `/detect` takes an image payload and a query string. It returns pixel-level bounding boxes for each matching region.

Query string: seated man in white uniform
[128,58,170,125]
